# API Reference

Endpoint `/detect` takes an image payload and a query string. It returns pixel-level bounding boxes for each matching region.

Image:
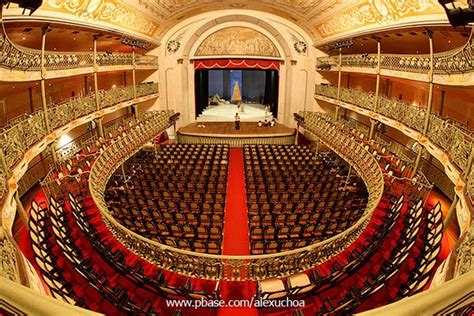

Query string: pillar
[335,48,342,121]
[132,47,137,99]
[374,37,381,112]
[40,25,51,133]
[423,29,434,135]
[369,119,377,140]
[14,192,29,230]
[93,34,101,111]
[443,195,459,232]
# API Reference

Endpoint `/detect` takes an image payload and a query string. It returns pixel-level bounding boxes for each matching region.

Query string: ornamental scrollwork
[166,40,181,54]
[294,41,307,54]
[0,229,21,283]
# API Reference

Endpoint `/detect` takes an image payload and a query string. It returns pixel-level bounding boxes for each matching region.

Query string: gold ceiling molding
[43,0,159,37]
[316,0,443,39]
[195,27,281,58]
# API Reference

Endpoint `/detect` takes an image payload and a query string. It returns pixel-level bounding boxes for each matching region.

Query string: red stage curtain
[194,59,280,70]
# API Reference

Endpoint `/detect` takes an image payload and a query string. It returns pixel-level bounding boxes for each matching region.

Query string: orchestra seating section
[26,134,446,315]
[104,144,229,254]
[244,145,368,254]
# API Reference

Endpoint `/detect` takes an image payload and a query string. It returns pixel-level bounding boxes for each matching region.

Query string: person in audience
[263,119,268,127]
[235,113,240,130]
[257,121,263,127]
[270,118,276,127]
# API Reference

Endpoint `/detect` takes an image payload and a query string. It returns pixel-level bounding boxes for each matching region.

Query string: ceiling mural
[315,0,443,39]
[43,0,159,37]
[28,0,446,44]
[195,27,280,58]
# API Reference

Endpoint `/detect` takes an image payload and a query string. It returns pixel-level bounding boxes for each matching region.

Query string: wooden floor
[178,122,294,138]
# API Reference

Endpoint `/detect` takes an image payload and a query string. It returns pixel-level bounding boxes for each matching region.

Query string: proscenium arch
[180,14,294,60]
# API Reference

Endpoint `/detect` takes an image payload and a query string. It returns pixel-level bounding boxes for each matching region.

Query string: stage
[197,103,274,122]
[177,122,295,147]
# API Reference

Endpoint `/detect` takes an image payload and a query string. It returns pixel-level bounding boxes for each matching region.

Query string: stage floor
[197,103,274,122]
[178,121,293,137]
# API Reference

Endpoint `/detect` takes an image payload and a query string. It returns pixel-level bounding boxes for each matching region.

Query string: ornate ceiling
[21,0,445,44]
[129,0,445,42]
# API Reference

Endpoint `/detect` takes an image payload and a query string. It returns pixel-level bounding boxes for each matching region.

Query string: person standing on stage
[264,104,270,119]
[235,113,241,130]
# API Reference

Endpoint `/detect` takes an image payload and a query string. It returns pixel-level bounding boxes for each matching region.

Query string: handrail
[0,19,157,72]
[88,110,384,281]
[315,85,474,178]
[358,270,474,315]
[317,32,474,75]
[0,82,158,208]
[314,84,474,281]
[0,276,100,315]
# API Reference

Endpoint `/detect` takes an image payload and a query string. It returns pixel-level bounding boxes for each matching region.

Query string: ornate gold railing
[0,228,21,283]
[17,157,52,197]
[0,82,158,209]
[0,32,158,71]
[88,110,384,281]
[315,85,473,175]
[316,35,474,75]
[0,83,158,171]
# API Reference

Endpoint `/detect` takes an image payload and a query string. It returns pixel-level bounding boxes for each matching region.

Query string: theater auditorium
[0,0,473,315]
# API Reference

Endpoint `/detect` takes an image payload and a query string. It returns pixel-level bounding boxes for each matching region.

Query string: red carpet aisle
[222,148,251,255]
[219,148,258,316]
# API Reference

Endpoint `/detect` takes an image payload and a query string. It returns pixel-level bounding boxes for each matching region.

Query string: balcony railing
[315,85,473,179]
[88,110,384,281]
[0,32,158,71]
[0,83,158,208]
[316,35,474,75]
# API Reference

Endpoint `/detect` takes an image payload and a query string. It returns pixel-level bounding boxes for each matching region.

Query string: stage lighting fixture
[328,39,354,51]
[439,0,474,27]
[121,37,150,50]
[317,63,332,71]
[1,0,43,15]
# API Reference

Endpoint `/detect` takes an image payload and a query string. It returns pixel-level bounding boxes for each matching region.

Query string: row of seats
[29,200,88,308]
[69,192,222,295]
[48,196,162,314]
[244,144,368,254]
[105,144,230,254]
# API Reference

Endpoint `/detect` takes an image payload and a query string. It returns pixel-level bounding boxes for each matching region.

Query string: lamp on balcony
[439,0,474,27]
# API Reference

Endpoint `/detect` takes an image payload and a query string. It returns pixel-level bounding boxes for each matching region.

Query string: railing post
[423,29,434,135]
[93,34,101,112]
[443,194,459,232]
[133,104,139,119]
[374,37,381,112]
[413,146,423,177]
[132,46,137,100]
[295,122,300,145]
[335,47,342,121]
[97,118,104,138]
[40,25,51,133]
[369,119,376,140]
[464,145,474,178]
[14,191,29,231]
[49,141,59,168]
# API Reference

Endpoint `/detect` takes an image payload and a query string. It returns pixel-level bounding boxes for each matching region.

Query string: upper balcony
[316,32,474,86]
[0,32,158,82]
